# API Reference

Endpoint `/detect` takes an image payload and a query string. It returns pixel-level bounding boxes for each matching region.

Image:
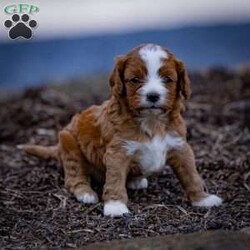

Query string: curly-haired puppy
[19,44,222,216]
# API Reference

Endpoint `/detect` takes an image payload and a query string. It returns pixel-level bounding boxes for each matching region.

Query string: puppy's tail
[17,144,58,160]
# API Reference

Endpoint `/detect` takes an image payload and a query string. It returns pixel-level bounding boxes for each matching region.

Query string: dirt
[0,68,250,249]
[81,231,250,250]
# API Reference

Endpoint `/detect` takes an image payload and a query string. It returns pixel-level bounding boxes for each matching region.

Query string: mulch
[0,68,249,249]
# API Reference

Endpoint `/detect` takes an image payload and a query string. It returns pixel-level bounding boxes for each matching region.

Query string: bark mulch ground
[0,68,249,249]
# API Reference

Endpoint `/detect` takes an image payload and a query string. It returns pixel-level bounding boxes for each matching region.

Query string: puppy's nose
[146,93,160,103]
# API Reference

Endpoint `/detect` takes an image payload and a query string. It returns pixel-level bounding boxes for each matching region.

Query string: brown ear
[109,56,126,97]
[176,60,191,99]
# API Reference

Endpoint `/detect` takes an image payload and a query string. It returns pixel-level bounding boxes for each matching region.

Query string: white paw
[192,194,222,207]
[76,193,99,204]
[127,177,148,190]
[104,200,130,217]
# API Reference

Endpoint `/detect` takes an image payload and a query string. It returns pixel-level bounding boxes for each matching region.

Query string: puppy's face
[110,44,191,115]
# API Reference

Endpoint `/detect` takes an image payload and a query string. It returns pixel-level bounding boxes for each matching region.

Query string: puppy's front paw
[104,200,130,217]
[192,194,222,207]
[127,177,148,190]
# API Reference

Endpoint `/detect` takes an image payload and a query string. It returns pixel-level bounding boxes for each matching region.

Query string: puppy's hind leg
[127,176,148,190]
[59,130,98,204]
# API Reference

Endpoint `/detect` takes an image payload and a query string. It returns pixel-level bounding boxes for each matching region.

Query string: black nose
[146,93,160,103]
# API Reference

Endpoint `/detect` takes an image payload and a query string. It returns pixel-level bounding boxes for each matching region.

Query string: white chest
[124,135,184,175]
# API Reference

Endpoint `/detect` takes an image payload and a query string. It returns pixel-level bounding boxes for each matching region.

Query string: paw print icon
[4,14,37,39]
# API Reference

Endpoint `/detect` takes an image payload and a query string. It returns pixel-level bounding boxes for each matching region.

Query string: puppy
[19,44,222,216]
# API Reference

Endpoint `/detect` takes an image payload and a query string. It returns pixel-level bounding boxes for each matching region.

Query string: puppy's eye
[162,76,173,84]
[129,77,141,84]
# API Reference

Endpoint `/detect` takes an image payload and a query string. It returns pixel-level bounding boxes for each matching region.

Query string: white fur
[192,194,222,207]
[104,200,129,217]
[124,134,184,175]
[138,44,168,107]
[76,193,98,204]
[127,177,148,189]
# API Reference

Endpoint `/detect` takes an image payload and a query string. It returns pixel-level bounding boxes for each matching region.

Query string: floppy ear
[109,56,126,97]
[176,60,191,99]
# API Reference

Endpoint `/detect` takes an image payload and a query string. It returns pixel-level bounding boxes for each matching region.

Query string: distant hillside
[0,23,250,87]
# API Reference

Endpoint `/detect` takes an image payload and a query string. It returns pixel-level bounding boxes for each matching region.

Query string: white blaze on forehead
[138,44,169,107]
[139,44,168,78]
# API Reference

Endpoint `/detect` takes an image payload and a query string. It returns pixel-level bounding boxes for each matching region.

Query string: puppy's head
[109,44,191,115]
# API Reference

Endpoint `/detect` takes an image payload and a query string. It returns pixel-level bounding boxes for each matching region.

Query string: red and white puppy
[19,44,222,216]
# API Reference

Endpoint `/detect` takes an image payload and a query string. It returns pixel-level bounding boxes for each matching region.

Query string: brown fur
[20,44,209,209]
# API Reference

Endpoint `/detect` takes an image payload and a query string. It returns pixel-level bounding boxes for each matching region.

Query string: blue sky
[0,0,250,41]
